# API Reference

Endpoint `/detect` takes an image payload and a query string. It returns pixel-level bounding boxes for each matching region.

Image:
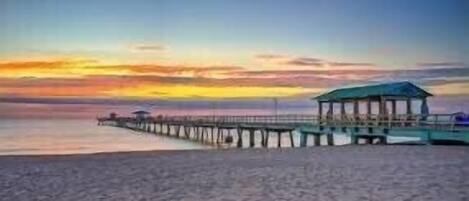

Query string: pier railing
[99,113,469,132]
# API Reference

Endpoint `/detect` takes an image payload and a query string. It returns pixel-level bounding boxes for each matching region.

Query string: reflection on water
[0,119,210,155]
[0,119,420,155]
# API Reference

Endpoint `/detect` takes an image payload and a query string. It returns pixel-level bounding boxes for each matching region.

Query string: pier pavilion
[132,110,151,119]
[314,81,432,124]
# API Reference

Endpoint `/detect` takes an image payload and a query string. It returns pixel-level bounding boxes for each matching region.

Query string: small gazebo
[313,81,433,123]
[132,110,151,119]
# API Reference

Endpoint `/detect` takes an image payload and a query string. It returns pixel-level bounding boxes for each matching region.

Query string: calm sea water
[0,119,418,155]
[0,119,210,155]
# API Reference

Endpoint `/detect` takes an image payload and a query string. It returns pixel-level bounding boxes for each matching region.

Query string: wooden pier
[98,113,469,148]
[97,82,469,147]
[98,115,310,148]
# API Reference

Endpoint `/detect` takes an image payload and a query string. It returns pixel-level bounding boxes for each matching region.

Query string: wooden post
[366,99,372,125]
[313,134,320,146]
[328,102,334,122]
[391,100,397,116]
[353,100,359,122]
[249,129,255,148]
[318,101,323,123]
[211,127,214,144]
[277,132,282,148]
[153,122,157,133]
[237,128,243,148]
[201,127,205,142]
[216,128,221,144]
[351,134,358,145]
[260,129,266,147]
[185,126,191,138]
[299,132,308,147]
[265,131,270,147]
[176,125,181,138]
[406,97,412,115]
[327,133,334,146]
[289,131,294,147]
[340,101,346,121]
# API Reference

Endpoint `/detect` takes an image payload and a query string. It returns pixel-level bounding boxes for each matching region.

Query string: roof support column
[391,100,397,116]
[353,100,359,122]
[406,97,412,115]
[420,98,429,121]
[340,101,346,122]
[327,102,333,122]
[318,101,323,123]
[366,99,372,122]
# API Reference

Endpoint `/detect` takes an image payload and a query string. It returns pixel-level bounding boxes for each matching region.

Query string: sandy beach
[0,146,468,201]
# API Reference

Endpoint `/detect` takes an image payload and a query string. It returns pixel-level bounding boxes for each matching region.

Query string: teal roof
[314,82,432,101]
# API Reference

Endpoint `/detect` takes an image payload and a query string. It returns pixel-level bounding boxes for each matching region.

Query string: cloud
[125,65,244,76]
[328,62,375,67]
[0,59,244,78]
[0,59,97,70]
[416,62,465,68]
[255,53,375,68]
[0,57,468,100]
[128,44,167,52]
[254,54,288,60]
[284,57,323,67]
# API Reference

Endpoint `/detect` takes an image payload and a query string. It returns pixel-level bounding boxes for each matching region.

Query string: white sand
[0,146,468,201]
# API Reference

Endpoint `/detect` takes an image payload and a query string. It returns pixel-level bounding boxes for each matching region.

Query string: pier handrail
[97,113,469,132]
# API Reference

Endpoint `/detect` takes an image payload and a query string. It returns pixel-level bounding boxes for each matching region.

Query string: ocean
[0,119,210,155]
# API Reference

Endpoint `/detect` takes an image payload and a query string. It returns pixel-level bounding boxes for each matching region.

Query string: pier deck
[98,113,469,147]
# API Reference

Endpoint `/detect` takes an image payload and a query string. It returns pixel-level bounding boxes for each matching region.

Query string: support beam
[176,125,181,138]
[406,97,412,115]
[210,127,214,144]
[277,132,282,148]
[249,129,255,148]
[351,135,358,145]
[353,100,359,122]
[367,99,372,124]
[327,133,334,146]
[260,129,266,147]
[216,128,221,144]
[237,128,243,148]
[289,131,294,147]
[327,102,334,121]
[340,101,346,121]
[318,101,323,123]
[313,134,321,146]
[300,132,308,147]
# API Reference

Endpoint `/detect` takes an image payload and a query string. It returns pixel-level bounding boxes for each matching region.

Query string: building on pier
[132,110,151,120]
[313,81,433,123]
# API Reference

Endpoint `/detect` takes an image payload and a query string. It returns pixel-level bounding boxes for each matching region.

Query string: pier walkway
[98,113,469,147]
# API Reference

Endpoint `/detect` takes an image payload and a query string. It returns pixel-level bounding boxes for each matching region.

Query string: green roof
[314,82,433,101]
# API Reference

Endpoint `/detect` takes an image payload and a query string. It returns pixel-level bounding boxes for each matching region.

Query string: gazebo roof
[132,110,151,115]
[313,81,432,102]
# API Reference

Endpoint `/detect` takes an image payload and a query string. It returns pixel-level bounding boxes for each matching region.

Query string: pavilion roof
[132,110,151,114]
[313,81,433,102]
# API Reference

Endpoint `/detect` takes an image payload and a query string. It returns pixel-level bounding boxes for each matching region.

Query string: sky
[0,0,468,117]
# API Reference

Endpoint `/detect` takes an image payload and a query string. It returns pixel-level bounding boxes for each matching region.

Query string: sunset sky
[0,0,468,109]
